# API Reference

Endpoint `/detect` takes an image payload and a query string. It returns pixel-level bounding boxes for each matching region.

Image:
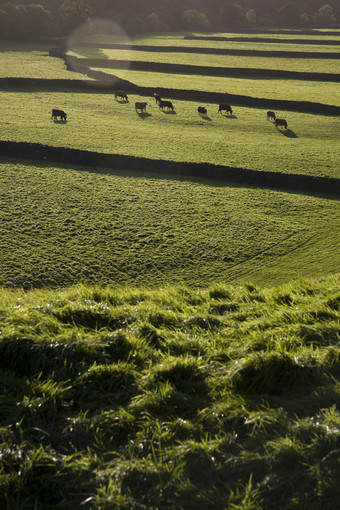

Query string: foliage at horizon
[0,0,339,42]
[0,274,339,508]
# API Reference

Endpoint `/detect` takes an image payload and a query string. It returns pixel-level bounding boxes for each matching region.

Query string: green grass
[1,159,339,289]
[112,32,340,52]
[0,91,339,178]
[94,67,340,106]
[69,47,340,74]
[0,42,88,80]
[1,32,340,509]
[0,274,339,509]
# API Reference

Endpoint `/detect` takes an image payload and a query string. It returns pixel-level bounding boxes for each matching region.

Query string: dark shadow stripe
[0,140,339,195]
[65,42,340,59]
[65,56,340,82]
[1,77,339,116]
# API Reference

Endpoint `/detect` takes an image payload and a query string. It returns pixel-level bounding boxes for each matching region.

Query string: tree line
[0,0,338,41]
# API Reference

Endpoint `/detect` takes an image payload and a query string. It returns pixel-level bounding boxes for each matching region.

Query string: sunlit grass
[68,47,340,74]
[0,91,339,178]
[0,42,87,79]
[94,66,340,107]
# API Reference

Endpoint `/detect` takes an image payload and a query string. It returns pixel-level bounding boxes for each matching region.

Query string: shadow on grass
[52,119,67,124]
[161,110,177,115]
[136,111,152,119]
[198,114,212,121]
[220,114,238,119]
[277,128,298,138]
[115,98,129,104]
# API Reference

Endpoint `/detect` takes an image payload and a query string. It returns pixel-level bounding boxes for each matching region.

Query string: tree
[59,0,92,33]
[300,12,309,26]
[218,2,244,28]
[245,9,256,27]
[277,2,300,26]
[313,4,336,24]
[0,8,9,38]
[182,9,210,30]
[144,12,164,32]
[24,4,52,37]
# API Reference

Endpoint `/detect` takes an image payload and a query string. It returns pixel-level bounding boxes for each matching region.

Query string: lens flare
[66,18,132,87]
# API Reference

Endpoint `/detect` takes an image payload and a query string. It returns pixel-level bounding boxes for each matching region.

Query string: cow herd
[50,91,289,130]
[267,110,288,129]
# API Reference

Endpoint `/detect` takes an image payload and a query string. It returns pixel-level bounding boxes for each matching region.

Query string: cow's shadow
[136,112,152,119]
[281,128,298,138]
[198,114,212,121]
[53,119,67,124]
[161,110,177,115]
[220,113,237,119]
[115,99,129,104]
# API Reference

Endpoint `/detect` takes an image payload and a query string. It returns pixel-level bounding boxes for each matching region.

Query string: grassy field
[0,43,87,79]
[0,90,338,179]
[91,32,340,52]
[0,274,339,509]
[91,67,340,106]
[1,159,339,289]
[69,47,340,74]
[1,30,340,510]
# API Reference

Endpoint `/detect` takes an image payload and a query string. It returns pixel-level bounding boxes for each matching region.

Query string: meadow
[91,68,340,106]
[0,91,338,178]
[70,48,340,74]
[1,159,339,289]
[112,32,340,52]
[0,29,340,510]
[0,43,87,80]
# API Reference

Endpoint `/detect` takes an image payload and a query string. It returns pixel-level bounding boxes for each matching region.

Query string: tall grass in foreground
[0,274,340,509]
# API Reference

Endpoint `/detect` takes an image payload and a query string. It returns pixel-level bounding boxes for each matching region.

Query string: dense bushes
[0,0,338,41]
[0,2,52,39]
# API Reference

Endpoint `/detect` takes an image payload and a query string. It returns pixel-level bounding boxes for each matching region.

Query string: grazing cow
[275,118,288,129]
[267,110,276,121]
[218,104,233,115]
[198,106,207,115]
[51,109,67,121]
[154,93,161,103]
[135,102,148,112]
[158,99,174,111]
[115,90,128,101]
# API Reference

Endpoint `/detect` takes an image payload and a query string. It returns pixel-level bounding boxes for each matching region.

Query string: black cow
[275,118,288,129]
[135,102,148,112]
[115,91,128,101]
[198,106,207,115]
[154,93,161,103]
[51,109,67,121]
[218,104,233,115]
[267,111,276,121]
[158,100,174,111]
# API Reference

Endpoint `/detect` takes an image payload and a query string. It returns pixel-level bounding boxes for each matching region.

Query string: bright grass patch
[0,92,339,178]
[94,67,340,107]
[0,43,88,80]
[0,275,340,509]
[68,47,340,74]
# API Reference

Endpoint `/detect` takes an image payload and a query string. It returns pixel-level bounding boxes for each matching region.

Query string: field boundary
[1,140,339,195]
[65,55,340,82]
[64,43,340,60]
[1,77,339,116]
[184,35,340,45]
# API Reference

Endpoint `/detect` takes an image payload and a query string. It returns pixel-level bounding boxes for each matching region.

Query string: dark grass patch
[231,352,323,394]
